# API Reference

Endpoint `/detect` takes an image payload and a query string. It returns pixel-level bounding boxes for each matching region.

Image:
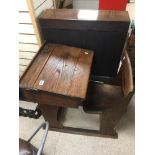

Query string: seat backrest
[38,9,130,78]
[121,50,134,97]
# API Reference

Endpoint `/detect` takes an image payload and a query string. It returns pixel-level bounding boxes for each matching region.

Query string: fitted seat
[83,51,134,138]
[83,82,124,113]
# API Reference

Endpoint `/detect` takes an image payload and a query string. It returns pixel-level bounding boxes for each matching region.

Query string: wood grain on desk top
[39,9,130,22]
[20,43,94,99]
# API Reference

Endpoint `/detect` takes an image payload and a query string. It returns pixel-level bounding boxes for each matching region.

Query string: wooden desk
[20,43,93,128]
[20,8,130,138]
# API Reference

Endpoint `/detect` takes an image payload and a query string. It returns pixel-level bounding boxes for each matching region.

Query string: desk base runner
[39,104,118,138]
[48,126,118,139]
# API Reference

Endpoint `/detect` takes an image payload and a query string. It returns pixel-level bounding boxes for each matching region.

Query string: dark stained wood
[19,41,46,84]
[38,104,63,128]
[122,51,133,97]
[20,43,94,108]
[99,92,133,137]
[20,43,95,137]
[20,9,131,138]
[20,43,57,88]
[83,82,124,112]
[20,88,82,108]
[39,9,130,77]
[83,51,134,137]
[127,25,135,83]
[33,44,93,99]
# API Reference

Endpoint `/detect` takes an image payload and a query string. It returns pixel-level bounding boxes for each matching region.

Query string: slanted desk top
[20,43,94,107]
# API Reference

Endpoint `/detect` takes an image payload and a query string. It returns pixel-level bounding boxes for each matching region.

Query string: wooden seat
[83,51,134,138]
[83,82,123,113]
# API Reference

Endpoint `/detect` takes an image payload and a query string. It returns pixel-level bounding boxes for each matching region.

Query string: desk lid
[20,43,94,99]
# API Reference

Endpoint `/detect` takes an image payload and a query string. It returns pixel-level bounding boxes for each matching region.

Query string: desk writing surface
[20,43,94,100]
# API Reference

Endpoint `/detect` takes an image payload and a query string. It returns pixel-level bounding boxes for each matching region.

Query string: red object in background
[99,0,128,11]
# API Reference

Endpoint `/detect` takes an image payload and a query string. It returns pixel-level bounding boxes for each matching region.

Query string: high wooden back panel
[39,9,130,77]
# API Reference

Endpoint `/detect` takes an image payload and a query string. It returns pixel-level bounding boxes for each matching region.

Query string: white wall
[19,0,53,77]
[19,0,38,76]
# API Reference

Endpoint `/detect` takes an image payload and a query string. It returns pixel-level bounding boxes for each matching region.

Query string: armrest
[121,51,134,97]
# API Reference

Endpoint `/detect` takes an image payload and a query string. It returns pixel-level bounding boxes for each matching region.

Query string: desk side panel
[20,88,82,108]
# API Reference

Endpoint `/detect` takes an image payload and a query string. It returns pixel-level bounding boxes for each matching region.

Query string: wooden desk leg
[100,105,127,138]
[99,107,126,138]
[100,113,117,138]
[38,104,63,129]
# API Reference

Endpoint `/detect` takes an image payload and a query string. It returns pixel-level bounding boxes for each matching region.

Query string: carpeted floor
[19,95,134,155]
